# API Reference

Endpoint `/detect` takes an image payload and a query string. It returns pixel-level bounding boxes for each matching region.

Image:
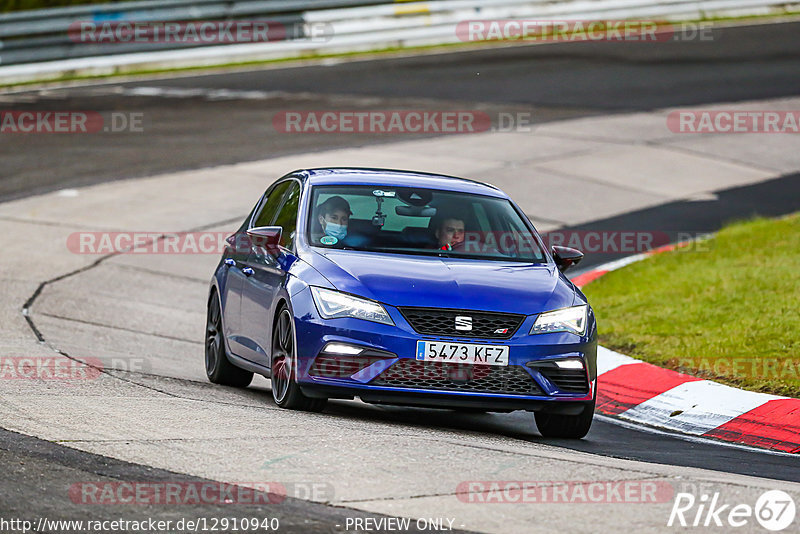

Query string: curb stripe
[703,399,800,453]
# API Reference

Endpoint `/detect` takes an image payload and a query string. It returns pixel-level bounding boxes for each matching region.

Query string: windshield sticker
[372,189,396,198]
[320,235,338,245]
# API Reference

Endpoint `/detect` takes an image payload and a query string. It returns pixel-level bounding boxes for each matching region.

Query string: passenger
[314,196,351,244]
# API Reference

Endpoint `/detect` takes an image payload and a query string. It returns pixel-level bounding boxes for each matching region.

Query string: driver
[315,196,351,243]
[434,215,466,251]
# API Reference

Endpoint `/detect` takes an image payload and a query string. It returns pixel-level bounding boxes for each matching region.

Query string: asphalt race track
[1,19,800,533]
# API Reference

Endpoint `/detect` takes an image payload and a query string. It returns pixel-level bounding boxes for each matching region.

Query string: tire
[270,305,327,412]
[205,290,253,388]
[535,398,595,439]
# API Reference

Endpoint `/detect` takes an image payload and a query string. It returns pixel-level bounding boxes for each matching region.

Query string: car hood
[304,249,575,315]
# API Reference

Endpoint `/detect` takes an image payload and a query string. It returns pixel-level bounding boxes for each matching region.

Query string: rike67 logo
[668,489,796,531]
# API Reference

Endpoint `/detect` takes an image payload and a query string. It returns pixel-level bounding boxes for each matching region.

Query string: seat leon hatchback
[206,168,597,438]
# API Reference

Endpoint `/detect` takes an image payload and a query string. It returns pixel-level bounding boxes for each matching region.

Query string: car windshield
[307,184,547,262]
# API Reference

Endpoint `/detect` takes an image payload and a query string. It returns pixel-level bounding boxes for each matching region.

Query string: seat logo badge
[455,316,473,331]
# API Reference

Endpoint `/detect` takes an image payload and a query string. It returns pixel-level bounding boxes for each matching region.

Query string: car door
[239,180,301,367]
[220,247,248,358]
[225,181,291,361]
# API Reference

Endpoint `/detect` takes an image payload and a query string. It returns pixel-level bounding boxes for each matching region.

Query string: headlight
[530,305,587,336]
[310,287,394,326]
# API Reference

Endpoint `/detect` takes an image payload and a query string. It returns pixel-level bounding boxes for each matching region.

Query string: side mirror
[246,226,282,255]
[552,245,583,272]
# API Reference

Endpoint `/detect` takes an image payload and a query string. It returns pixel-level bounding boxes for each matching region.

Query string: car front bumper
[291,287,597,412]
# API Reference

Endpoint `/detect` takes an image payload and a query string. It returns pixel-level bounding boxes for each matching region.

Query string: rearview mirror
[552,245,583,272]
[247,226,282,255]
[396,205,437,217]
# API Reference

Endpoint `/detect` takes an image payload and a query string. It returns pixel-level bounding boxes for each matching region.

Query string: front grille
[371,359,542,396]
[399,307,524,339]
[529,364,589,393]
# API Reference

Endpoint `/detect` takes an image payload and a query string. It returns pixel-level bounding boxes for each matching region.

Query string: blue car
[206,168,597,438]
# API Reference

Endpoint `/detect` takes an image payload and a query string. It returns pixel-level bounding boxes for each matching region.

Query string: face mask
[324,221,347,240]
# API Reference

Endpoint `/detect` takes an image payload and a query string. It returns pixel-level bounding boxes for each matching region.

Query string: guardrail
[0,0,797,83]
[0,0,389,65]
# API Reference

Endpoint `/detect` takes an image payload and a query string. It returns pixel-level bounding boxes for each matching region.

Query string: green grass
[583,214,800,398]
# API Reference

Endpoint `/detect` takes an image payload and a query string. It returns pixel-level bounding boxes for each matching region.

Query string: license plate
[415,341,509,366]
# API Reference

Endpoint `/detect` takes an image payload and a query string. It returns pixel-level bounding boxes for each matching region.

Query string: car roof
[293,167,508,198]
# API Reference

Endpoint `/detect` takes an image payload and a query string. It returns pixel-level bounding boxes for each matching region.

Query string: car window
[307,185,545,262]
[252,181,291,228]
[272,181,301,249]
